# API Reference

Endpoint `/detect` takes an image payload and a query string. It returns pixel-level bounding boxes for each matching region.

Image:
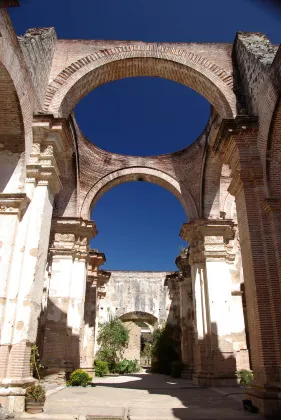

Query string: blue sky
[10,1,281,270]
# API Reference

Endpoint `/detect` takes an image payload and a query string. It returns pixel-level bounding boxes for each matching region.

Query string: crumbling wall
[98,271,172,324]
[233,32,278,115]
[18,27,57,108]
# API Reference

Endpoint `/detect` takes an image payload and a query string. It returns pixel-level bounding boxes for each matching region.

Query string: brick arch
[267,96,281,197]
[0,62,26,192]
[119,311,158,326]
[0,14,35,158]
[80,167,198,221]
[44,46,237,119]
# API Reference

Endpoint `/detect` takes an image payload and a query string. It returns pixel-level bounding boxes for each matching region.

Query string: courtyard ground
[17,372,264,420]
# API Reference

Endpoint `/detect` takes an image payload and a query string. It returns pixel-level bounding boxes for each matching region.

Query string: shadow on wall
[37,298,81,383]
[193,323,237,387]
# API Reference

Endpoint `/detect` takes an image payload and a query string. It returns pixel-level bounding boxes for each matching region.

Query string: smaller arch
[120,311,158,326]
[80,167,198,221]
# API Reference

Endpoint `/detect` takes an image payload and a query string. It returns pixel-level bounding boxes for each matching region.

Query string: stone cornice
[175,250,191,278]
[88,249,106,269]
[27,116,77,195]
[212,116,259,154]
[50,217,97,260]
[51,217,97,238]
[0,193,30,219]
[180,219,236,264]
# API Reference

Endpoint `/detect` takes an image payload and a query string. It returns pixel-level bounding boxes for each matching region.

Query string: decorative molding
[212,116,259,154]
[49,217,97,260]
[180,219,236,263]
[0,193,30,218]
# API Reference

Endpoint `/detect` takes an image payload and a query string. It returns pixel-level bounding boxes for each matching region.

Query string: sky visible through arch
[10,1,281,270]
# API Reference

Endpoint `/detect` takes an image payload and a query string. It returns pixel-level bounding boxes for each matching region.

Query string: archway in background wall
[44,50,237,120]
[120,311,158,326]
[120,311,158,366]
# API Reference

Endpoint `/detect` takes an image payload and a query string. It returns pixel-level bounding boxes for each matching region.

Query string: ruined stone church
[0,1,281,416]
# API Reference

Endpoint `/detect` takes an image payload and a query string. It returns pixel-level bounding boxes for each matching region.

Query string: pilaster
[0,118,65,412]
[213,118,281,414]
[176,250,194,379]
[41,218,97,382]
[180,219,239,386]
[81,250,110,372]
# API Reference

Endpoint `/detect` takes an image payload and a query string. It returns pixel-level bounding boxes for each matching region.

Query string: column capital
[26,116,76,195]
[49,217,97,259]
[0,193,30,219]
[165,273,180,299]
[180,219,235,264]
[175,248,191,279]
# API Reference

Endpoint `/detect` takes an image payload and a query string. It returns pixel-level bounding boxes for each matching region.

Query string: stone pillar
[176,250,194,379]
[181,219,244,386]
[165,274,180,327]
[0,194,30,384]
[0,120,63,412]
[214,119,281,415]
[81,250,110,373]
[41,218,97,383]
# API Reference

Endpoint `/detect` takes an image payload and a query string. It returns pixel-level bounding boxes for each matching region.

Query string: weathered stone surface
[98,271,172,325]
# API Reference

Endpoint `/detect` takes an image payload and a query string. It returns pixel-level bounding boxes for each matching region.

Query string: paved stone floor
[18,372,265,420]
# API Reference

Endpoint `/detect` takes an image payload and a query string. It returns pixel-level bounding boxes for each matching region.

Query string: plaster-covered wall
[98,271,172,325]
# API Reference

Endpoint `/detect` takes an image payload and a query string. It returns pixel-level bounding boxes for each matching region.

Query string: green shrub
[67,369,92,387]
[94,359,109,377]
[97,314,129,366]
[112,359,140,374]
[151,324,181,375]
[25,384,45,403]
[236,369,253,387]
[171,360,184,378]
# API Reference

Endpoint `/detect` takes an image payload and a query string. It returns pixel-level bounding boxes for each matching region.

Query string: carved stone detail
[180,219,235,264]
[0,193,30,219]
[49,218,97,260]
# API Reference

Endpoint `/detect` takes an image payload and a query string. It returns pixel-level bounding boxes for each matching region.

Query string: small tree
[97,314,129,369]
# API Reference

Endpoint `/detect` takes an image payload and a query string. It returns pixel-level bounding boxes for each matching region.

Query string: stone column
[176,250,194,379]
[0,120,63,412]
[181,219,243,386]
[0,194,30,379]
[41,218,97,383]
[165,273,180,327]
[80,250,110,373]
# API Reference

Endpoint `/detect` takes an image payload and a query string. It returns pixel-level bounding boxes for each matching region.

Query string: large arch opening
[74,77,210,155]
[0,63,25,193]
[91,181,187,271]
